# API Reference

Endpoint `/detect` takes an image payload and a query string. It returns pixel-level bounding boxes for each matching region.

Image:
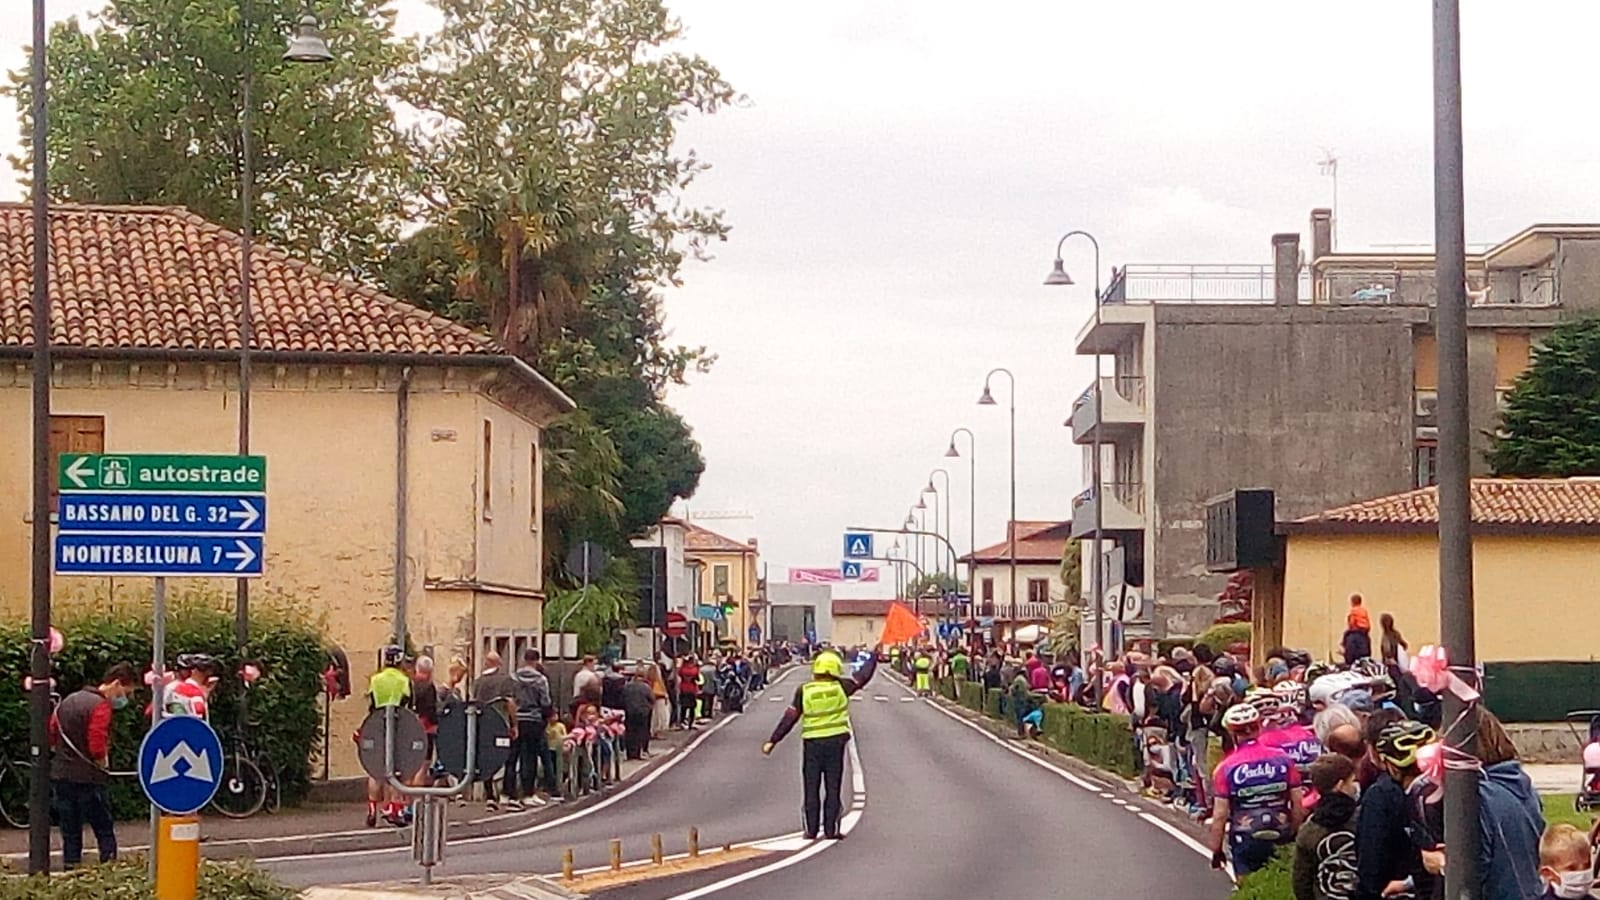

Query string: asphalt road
[264,671,1232,898]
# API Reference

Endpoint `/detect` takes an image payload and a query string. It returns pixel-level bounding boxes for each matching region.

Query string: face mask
[110,695,129,710]
[1552,871,1596,899]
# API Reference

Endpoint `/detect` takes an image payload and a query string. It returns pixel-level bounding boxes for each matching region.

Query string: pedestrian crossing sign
[843,532,873,559]
[841,560,864,580]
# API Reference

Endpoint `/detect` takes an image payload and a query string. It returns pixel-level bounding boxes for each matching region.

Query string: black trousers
[624,715,650,759]
[800,734,848,838]
[504,724,553,798]
[53,780,116,869]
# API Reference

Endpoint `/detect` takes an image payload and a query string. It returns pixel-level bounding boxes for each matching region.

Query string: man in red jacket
[50,662,139,869]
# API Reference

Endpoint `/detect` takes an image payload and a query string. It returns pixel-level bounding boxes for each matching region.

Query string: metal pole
[236,0,255,657]
[148,577,167,881]
[27,0,53,871]
[1056,231,1105,662]
[1008,381,1017,649]
[1432,1,1480,895]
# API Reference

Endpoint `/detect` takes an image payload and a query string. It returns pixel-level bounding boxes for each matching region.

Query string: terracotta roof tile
[0,204,498,356]
[960,520,1072,563]
[831,599,897,617]
[683,522,755,554]
[1292,479,1600,528]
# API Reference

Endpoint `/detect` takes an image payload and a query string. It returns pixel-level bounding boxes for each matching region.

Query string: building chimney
[1272,232,1300,305]
[1310,208,1333,260]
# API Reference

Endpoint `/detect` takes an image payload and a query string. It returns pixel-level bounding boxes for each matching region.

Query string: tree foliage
[905,573,960,599]
[1487,319,1600,476]
[7,0,413,277]
[1059,538,1082,599]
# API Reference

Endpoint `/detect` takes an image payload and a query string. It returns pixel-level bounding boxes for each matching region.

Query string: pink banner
[788,567,880,584]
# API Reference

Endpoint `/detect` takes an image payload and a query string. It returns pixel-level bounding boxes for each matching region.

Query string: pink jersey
[1260,723,1321,774]
[162,679,210,720]
[1213,739,1300,840]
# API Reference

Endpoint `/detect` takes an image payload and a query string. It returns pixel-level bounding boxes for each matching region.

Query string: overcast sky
[9,1,1600,597]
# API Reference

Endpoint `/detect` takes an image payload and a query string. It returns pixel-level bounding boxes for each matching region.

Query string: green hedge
[1195,622,1251,655]
[0,589,328,819]
[0,858,296,899]
[1231,847,1294,899]
[1037,703,1137,778]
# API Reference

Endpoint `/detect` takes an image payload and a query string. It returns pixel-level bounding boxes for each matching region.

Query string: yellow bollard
[651,833,663,866]
[688,827,699,858]
[154,815,200,900]
[561,848,575,881]
[609,838,622,872]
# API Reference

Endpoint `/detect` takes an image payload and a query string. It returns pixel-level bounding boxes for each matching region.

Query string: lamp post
[890,538,903,599]
[1432,1,1480,894]
[1045,231,1103,657]
[978,368,1015,648]
[26,0,52,873]
[235,4,334,656]
[946,429,976,588]
[924,470,949,582]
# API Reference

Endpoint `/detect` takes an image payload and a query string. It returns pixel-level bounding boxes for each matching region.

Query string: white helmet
[1223,702,1262,731]
[1308,671,1366,708]
[1273,680,1307,707]
[1245,687,1282,716]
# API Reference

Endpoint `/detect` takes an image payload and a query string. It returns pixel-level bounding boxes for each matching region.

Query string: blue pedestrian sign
[843,532,873,559]
[138,716,225,814]
[54,453,266,578]
[56,534,264,577]
[840,560,864,580]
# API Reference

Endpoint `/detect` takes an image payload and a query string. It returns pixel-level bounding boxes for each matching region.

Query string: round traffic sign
[138,716,225,815]
[356,707,427,782]
[435,701,513,781]
[663,611,688,638]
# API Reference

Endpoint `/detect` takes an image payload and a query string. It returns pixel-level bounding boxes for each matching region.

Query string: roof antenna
[1317,149,1339,250]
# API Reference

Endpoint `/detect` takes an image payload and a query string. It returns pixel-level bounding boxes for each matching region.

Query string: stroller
[1564,710,1600,811]
[717,664,748,713]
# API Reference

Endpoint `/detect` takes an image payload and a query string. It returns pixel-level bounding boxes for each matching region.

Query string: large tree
[387,0,729,571]
[1487,318,1600,476]
[8,0,412,277]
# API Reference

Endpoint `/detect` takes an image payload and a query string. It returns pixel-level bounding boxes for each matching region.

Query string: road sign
[693,604,723,621]
[138,715,225,815]
[59,453,265,492]
[843,532,873,559]
[55,534,264,577]
[357,707,428,782]
[663,611,689,637]
[840,560,863,580]
[748,624,761,643]
[57,493,265,534]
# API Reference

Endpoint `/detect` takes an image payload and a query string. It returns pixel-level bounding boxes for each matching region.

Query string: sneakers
[485,799,499,813]
[505,799,525,812]
[365,807,378,828]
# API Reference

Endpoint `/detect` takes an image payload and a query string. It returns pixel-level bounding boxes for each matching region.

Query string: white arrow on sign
[64,456,93,489]
[227,499,261,530]
[151,742,213,784]
[224,540,257,572]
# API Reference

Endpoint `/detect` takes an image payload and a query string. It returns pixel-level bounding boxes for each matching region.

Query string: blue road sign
[840,560,863,580]
[693,604,724,621]
[748,624,761,643]
[57,493,265,534]
[139,715,225,814]
[55,534,264,578]
[843,532,873,559]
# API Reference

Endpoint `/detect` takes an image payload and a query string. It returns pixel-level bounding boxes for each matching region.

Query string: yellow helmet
[812,651,843,678]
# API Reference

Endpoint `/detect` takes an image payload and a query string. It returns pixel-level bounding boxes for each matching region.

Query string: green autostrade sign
[59,454,267,493]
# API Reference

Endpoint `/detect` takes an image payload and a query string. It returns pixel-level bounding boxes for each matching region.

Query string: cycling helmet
[812,651,843,678]
[380,645,405,667]
[1309,671,1365,707]
[1222,702,1262,732]
[1210,655,1237,677]
[1376,720,1436,768]
[1273,680,1307,707]
[1245,687,1282,715]
[1303,661,1334,685]
[175,653,218,672]
[1350,658,1387,679]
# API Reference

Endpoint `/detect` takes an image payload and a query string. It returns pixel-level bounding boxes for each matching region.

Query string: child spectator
[1536,823,1596,899]
[1292,753,1359,900]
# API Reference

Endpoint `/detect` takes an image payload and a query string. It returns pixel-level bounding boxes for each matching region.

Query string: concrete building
[0,204,573,774]
[682,522,759,648]
[1069,208,1600,642]
[766,582,831,645]
[830,599,894,649]
[1277,479,1600,722]
[958,521,1073,641]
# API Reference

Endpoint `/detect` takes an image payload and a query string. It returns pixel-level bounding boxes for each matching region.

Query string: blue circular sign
[138,716,225,814]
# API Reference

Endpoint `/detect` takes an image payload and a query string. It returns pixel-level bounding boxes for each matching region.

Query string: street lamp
[236,1,334,656]
[978,368,1015,647]
[946,428,976,595]
[925,469,951,584]
[1045,230,1103,658]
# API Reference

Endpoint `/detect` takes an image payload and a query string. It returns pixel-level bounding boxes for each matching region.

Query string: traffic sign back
[138,716,225,815]
[843,532,873,559]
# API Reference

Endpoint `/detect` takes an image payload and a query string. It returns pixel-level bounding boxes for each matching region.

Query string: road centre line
[663,735,866,900]
[262,667,803,864]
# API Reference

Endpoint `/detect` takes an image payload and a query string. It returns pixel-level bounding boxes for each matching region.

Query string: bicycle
[0,757,33,830]
[207,671,280,819]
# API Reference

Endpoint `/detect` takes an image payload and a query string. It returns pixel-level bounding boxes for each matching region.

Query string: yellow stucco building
[0,204,573,775]
[1281,479,1600,665]
[683,523,759,649]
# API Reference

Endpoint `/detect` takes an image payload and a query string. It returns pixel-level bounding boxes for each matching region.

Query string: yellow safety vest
[800,680,851,740]
[914,656,931,672]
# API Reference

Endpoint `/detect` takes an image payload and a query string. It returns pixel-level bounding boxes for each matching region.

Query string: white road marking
[1099,792,1115,798]
[664,735,866,899]
[260,668,808,864]
[913,684,1213,863]
[873,696,888,702]
[768,696,783,702]
[899,697,914,703]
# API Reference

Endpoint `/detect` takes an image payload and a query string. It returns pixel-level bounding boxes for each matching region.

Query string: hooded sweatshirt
[1293,791,1358,900]
[1477,760,1545,900]
[511,665,552,726]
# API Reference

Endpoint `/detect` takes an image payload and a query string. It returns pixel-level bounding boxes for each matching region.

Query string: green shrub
[957,681,985,711]
[984,688,1004,719]
[0,588,328,819]
[1231,846,1294,899]
[1038,703,1137,777]
[1156,637,1195,658]
[1195,622,1251,656]
[0,859,297,899]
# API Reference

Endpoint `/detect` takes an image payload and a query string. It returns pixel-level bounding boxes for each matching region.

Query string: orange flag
[879,602,924,646]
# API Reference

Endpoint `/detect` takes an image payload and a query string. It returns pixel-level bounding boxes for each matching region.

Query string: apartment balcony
[1069,376,1145,444]
[1070,482,1145,540]
[970,601,1070,622]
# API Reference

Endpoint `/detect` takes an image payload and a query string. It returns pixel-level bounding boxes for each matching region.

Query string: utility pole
[1432,1,1480,896]
[28,0,54,872]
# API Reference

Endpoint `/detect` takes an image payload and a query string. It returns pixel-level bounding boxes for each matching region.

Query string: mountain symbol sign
[843,532,873,559]
[138,715,224,814]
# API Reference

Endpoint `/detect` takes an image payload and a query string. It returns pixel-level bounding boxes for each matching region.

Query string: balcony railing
[1073,482,1146,513]
[1102,265,1307,304]
[971,601,1069,621]
[1072,375,1145,410]
[1100,262,1558,308]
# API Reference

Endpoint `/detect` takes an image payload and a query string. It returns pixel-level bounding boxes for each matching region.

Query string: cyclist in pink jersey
[1208,702,1305,877]
[1260,682,1321,776]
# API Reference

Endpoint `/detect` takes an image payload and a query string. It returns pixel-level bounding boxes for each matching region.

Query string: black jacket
[1355,774,1423,900]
